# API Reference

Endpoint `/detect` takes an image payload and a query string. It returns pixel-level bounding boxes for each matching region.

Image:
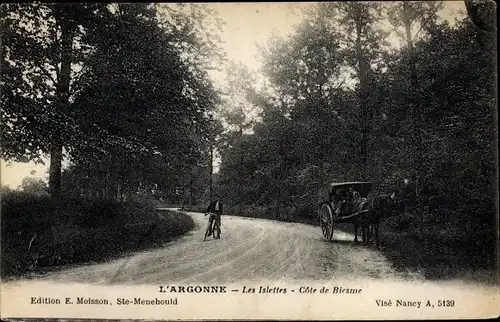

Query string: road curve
[34,209,422,285]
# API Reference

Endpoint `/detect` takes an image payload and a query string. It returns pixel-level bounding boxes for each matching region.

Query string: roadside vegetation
[200,3,497,282]
[1,3,496,283]
[1,187,194,279]
[1,4,214,278]
[381,216,497,283]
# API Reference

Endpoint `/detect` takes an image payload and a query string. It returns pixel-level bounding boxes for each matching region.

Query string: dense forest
[1,1,496,227]
[215,2,497,231]
[1,2,497,276]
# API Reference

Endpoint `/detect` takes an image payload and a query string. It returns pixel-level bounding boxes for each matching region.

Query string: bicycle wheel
[213,221,220,239]
[203,221,211,241]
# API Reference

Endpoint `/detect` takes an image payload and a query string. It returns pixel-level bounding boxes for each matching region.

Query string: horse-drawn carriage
[318,181,374,241]
[318,180,401,245]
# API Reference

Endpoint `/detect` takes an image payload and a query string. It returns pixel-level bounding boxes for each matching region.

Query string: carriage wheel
[320,204,334,241]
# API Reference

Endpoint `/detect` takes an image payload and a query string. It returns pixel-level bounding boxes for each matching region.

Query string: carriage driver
[205,196,223,236]
[333,189,346,216]
[348,187,361,202]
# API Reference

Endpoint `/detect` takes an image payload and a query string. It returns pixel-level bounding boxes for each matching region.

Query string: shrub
[71,199,123,228]
[1,192,194,278]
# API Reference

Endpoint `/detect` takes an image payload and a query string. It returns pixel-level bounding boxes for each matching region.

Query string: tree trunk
[355,16,369,180]
[49,15,72,201]
[403,3,414,51]
[116,183,121,202]
[209,146,213,202]
[49,146,62,201]
[238,126,244,196]
[189,176,194,206]
[403,2,424,220]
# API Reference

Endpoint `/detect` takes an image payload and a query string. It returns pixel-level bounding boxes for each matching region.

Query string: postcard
[1,1,498,320]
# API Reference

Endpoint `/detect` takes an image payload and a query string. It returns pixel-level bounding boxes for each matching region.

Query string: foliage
[18,177,49,197]
[217,7,497,234]
[1,190,194,277]
[1,3,223,201]
[1,4,109,161]
[1,2,496,279]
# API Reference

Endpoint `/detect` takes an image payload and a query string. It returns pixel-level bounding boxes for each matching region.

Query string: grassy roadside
[182,203,498,283]
[1,193,194,279]
[378,217,498,283]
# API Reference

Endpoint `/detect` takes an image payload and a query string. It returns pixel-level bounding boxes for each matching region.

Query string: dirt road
[29,209,423,285]
[3,209,499,321]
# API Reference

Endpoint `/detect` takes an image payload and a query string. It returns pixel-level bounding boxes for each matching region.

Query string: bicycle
[203,212,221,241]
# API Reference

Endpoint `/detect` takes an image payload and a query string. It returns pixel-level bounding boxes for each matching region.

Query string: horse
[353,192,399,246]
[351,198,372,244]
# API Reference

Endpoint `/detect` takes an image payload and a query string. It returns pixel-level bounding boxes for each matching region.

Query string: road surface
[3,210,498,321]
[29,209,423,285]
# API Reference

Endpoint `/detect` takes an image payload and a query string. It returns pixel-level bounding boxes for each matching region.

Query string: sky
[207,1,466,82]
[1,1,467,189]
[206,3,306,74]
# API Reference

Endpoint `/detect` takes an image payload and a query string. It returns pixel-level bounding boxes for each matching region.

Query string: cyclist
[205,197,223,237]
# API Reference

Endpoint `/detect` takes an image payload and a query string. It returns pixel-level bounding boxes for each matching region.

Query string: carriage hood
[317,181,373,202]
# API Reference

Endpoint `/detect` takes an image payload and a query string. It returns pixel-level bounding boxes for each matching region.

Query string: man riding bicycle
[205,197,223,237]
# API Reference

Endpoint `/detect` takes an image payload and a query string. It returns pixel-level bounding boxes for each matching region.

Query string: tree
[216,3,496,234]
[385,1,444,49]
[335,2,388,179]
[1,3,111,200]
[60,4,222,203]
[378,16,496,226]
[464,0,496,33]
[18,177,48,197]
[217,9,353,217]
[2,4,223,202]
[217,61,260,196]
[385,1,444,216]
